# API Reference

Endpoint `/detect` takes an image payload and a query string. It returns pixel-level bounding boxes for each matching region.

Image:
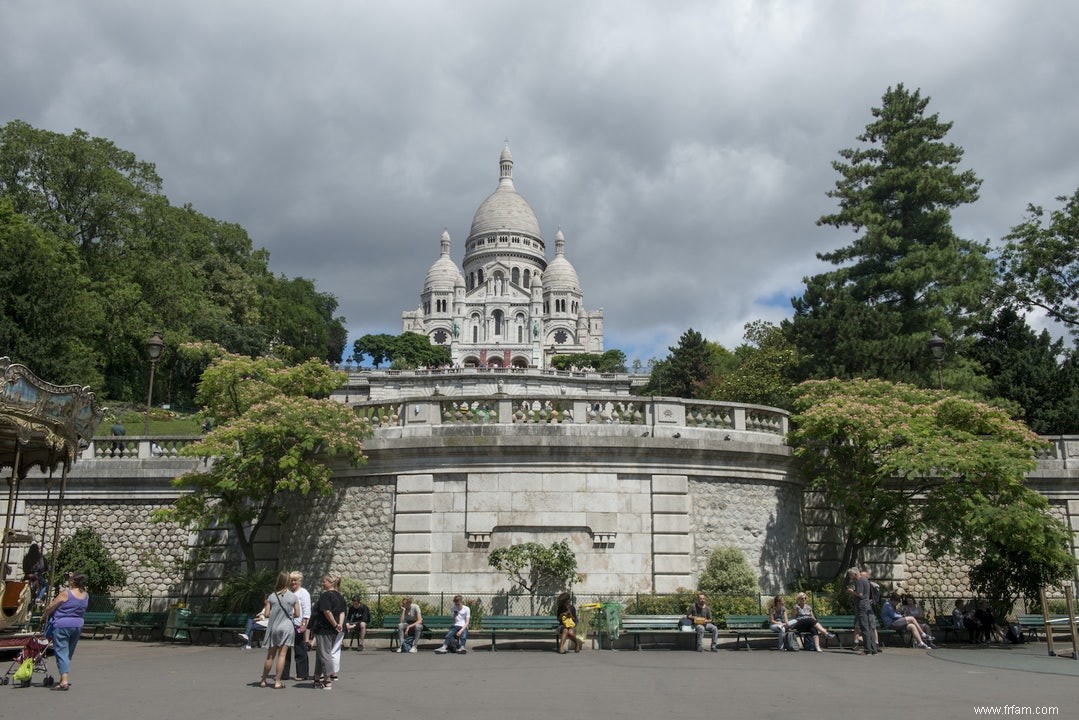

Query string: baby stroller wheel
[44,676,54,687]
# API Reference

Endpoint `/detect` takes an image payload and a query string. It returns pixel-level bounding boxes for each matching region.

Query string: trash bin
[601,602,622,643]
[164,607,190,641]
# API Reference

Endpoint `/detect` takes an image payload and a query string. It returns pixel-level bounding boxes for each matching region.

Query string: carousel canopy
[0,357,104,478]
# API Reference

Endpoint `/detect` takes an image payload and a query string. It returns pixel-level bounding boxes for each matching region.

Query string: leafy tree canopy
[352,332,451,369]
[967,306,1079,434]
[699,321,800,409]
[789,378,1067,590]
[488,540,581,612]
[153,343,370,571]
[786,84,995,390]
[0,120,347,404]
[550,349,627,373]
[639,328,733,398]
[999,188,1079,332]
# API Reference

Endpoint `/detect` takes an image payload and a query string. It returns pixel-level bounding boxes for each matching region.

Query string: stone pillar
[652,474,693,593]
[392,474,433,593]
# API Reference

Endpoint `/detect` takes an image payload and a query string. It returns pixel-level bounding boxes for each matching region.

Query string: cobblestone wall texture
[277,478,396,592]
[688,477,805,594]
[25,499,192,597]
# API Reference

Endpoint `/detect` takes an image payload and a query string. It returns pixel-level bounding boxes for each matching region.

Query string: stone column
[652,474,693,593]
[392,474,433,593]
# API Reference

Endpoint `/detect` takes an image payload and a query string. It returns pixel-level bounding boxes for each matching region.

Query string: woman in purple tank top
[41,571,89,691]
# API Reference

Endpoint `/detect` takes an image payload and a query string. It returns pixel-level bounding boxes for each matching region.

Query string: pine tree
[786,85,994,389]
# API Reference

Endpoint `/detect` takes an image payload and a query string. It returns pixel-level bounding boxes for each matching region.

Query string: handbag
[43,617,55,639]
[561,616,575,629]
[13,657,34,683]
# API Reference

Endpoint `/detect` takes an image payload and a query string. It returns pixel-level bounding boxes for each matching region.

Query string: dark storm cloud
[3,0,1077,363]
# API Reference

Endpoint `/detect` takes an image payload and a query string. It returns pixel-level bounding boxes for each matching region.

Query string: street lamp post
[144,331,165,434]
[927,329,945,390]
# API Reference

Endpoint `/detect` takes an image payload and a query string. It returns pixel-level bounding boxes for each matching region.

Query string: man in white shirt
[283,571,312,679]
[435,595,470,654]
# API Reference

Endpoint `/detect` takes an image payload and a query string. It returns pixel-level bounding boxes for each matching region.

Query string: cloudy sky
[3,1,1077,364]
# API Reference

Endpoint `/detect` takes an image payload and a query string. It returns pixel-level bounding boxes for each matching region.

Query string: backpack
[869,582,882,606]
[1005,624,1025,644]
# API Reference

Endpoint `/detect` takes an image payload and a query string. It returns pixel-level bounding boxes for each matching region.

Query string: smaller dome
[543,228,580,292]
[424,229,464,292]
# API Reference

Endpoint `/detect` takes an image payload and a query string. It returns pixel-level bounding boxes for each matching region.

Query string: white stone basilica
[402,146,604,369]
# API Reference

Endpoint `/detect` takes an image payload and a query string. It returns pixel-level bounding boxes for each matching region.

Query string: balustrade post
[732,407,747,432]
[497,398,513,423]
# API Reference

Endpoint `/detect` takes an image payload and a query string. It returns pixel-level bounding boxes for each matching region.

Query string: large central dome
[468,145,542,240]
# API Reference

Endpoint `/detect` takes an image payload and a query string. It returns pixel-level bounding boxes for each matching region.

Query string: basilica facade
[402,146,604,369]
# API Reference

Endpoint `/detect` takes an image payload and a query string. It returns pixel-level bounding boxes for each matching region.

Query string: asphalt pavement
[1,638,1075,720]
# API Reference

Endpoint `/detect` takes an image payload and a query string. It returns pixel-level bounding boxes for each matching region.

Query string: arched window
[493,310,504,336]
[478,268,485,285]
[524,269,531,288]
[469,272,475,290]
[512,267,520,285]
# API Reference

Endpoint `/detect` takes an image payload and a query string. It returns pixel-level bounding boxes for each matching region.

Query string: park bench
[184,612,225,644]
[817,615,854,648]
[214,613,252,644]
[724,615,773,650]
[934,616,964,644]
[382,615,453,649]
[481,615,562,651]
[114,611,168,641]
[81,611,118,639]
[1017,614,1073,642]
[620,615,694,650]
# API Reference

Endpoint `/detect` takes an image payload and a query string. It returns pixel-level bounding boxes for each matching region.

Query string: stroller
[3,635,54,687]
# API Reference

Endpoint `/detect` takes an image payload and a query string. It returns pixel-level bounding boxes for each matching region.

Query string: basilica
[402,146,604,369]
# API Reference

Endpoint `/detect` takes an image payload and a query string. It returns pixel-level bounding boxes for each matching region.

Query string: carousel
[1,357,103,643]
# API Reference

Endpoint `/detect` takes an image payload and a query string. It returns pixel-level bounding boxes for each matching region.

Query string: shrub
[53,527,127,597]
[339,577,369,603]
[697,547,758,597]
[214,569,276,613]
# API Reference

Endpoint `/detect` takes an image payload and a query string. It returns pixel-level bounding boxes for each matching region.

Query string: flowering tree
[153,343,370,571]
[790,378,1071,598]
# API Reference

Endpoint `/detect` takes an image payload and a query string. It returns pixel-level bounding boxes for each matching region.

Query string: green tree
[786,84,995,390]
[697,546,758,597]
[959,494,1073,612]
[0,199,103,387]
[967,306,1079,434]
[790,378,1067,585]
[488,541,581,613]
[53,527,128,597]
[550,349,627,372]
[639,329,733,398]
[152,343,371,572]
[700,321,799,408]
[352,332,450,369]
[999,189,1079,332]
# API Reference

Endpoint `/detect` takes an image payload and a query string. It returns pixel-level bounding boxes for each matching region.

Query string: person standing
[848,567,878,655]
[686,593,720,652]
[397,597,423,653]
[110,420,125,457]
[259,571,299,689]
[41,571,89,691]
[434,595,470,654]
[283,571,311,680]
[312,574,346,689]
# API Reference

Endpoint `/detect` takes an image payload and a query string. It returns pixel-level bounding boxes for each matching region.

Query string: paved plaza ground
[2,637,1076,720]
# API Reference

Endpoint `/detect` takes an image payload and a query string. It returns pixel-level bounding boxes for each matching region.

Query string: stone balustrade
[351,395,788,439]
[80,435,201,461]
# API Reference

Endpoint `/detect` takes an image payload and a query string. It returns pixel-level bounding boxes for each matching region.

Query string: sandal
[259,680,268,688]
[51,684,70,691]
[273,683,285,689]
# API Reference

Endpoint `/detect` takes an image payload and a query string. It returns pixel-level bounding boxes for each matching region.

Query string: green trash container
[164,606,191,641]
[601,602,622,644]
